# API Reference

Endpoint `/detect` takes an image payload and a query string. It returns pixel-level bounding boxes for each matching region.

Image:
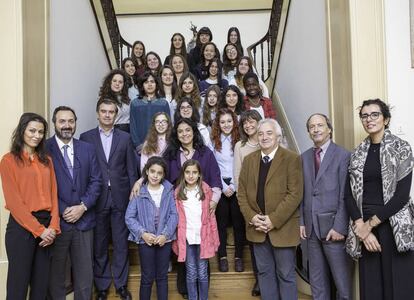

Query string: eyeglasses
[180,105,192,111]
[155,120,168,125]
[360,112,382,121]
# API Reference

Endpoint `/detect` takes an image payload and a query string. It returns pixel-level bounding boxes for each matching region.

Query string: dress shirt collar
[314,139,331,155]
[55,135,74,151]
[261,146,278,162]
[99,126,114,137]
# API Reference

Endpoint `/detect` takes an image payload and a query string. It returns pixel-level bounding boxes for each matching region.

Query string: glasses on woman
[360,112,382,121]
[155,120,168,125]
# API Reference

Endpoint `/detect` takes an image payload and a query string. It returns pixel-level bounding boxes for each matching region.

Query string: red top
[243,96,277,119]
[0,152,61,237]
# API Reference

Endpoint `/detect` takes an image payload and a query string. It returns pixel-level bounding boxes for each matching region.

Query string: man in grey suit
[299,113,352,300]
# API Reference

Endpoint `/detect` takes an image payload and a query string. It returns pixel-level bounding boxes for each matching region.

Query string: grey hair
[257,118,282,137]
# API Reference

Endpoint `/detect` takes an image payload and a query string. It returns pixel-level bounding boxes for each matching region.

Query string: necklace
[246,139,259,147]
[249,97,261,107]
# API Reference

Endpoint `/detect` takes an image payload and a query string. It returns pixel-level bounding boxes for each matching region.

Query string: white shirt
[261,146,278,162]
[55,136,74,166]
[183,187,202,245]
[251,105,265,119]
[148,185,164,208]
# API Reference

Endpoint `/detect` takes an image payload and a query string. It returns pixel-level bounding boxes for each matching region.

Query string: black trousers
[5,215,51,300]
[215,192,246,258]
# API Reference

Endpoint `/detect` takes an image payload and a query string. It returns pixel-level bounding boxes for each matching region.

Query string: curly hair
[11,112,50,166]
[99,69,130,106]
[163,118,205,160]
[202,85,220,127]
[176,72,202,109]
[222,43,241,76]
[131,41,146,67]
[169,33,187,59]
[220,85,245,115]
[142,112,172,156]
[211,108,240,152]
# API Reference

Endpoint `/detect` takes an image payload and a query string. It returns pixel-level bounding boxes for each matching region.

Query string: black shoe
[251,281,261,297]
[219,257,229,272]
[96,290,108,300]
[234,258,244,272]
[116,286,132,300]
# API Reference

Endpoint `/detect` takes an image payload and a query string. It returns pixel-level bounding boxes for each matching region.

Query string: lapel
[315,142,335,184]
[93,128,108,164]
[108,128,120,163]
[72,139,81,183]
[305,148,316,186]
[50,136,74,182]
[265,147,284,186]
[251,151,260,190]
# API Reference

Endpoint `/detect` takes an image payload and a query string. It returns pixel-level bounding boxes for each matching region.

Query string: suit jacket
[80,127,138,211]
[238,147,303,247]
[46,137,102,232]
[300,141,350,239]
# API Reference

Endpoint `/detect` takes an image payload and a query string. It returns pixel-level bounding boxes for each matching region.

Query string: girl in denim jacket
[125,156,178,300]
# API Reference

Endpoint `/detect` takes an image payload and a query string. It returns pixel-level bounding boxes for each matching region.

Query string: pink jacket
[172,181,220,262]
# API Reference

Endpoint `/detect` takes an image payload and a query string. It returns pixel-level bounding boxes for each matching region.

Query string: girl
[229,56,269,98]
[243,72,275,119]
[211,108,245,273]
[176,72,202,111]
[131,41,146,77]
[0,113,60,299]
[174,97,212,149]
[227,27,244,55]
[170,54,189,84]
[130,71,170,149]
[125,156,178,300]
[194,42,220,81]
[173,159,219,300]
[98,69,131,132]
[198,58,228,98]
[159,65,178,121]
[188,26,212,74]
[164,33,187,65]
[202,85,221,131]
[140,112,172,173]
[121,57,139,100]
[222,43,241,82]
[145,51,162,77]
[220,85,245,119]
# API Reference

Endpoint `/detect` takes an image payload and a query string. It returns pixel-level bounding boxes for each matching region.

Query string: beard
[55,127,75,141]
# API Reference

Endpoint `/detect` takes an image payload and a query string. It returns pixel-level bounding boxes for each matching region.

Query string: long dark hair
[207,58,225,87]
[158,65,178,99]
[99,69,130,106]
[176,159,205,201]
[200,42,220,65]
[145,51,162,76]
[220,85,245,115]
[142,156,167,185]
[169,33,187,59]
[202,85,221,127]
[176,72,202,109]
[163,118,205,160]
[121,57,139,88]
[11,112,49,166]
[227,27,244,54]
[138,71,160,98]
[222,43,241,75]
[131,41,146,67]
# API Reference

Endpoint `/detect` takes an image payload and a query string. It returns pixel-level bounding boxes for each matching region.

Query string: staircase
[102,231,312,299]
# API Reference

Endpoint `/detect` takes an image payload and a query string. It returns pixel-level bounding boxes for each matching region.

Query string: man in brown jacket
[238,118,303,300]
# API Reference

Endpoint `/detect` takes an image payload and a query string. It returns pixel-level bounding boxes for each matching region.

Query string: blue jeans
[185,243,209,300]
[138,242,172,300]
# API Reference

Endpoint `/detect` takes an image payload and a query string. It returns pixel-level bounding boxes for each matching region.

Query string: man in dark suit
[238,119,303,300]
[47,106,102,300]
[300,113,352,300]
[80,99,137,300]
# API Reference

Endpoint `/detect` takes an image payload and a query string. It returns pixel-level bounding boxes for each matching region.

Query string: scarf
[346,129,414,258]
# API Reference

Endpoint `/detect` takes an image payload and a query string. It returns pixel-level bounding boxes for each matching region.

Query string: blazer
[172,182,220,262]
[46,137,102,232]
[300,141,350,238]
[125,180,178,244]
[238,147,303,247]
[80,127,138,212]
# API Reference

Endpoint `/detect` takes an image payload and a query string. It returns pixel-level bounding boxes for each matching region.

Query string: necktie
[262,155,270,164]
[63,145,73,178]
[314,147,322,177]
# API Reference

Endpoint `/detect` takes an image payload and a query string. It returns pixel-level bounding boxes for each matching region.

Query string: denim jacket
[125,180,178,244]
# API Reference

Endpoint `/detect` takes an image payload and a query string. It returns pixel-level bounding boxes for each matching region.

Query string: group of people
[0,23,413,300]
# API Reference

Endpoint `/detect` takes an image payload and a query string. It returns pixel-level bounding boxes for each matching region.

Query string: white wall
[384,0,414,147]
[118,11,270,62]
[50,0,109,136]
[275,0,329,152]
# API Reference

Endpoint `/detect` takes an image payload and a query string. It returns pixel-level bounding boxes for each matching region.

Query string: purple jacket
[166,146,222,190]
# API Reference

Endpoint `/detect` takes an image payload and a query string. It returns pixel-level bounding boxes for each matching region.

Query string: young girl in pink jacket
[172,159,219,300]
